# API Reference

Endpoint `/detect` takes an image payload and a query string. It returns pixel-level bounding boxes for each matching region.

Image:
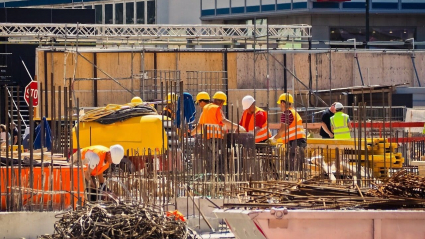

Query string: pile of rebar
[367,170,425,198]
[224,179,425,210]
[38,202,201,239]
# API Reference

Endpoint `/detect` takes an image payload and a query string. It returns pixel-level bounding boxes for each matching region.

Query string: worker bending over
[269,93,306,171]
[330,103,352,139]
[240,95,271,143]
[163,93,176,120]
[73,144,124,191]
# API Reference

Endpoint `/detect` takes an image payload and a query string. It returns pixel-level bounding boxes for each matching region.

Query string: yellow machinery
[307,138,404,178]
[72,102,169,171]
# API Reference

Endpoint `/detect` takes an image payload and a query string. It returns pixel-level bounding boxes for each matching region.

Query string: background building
[200,0,425,49]
[1,0,201,24]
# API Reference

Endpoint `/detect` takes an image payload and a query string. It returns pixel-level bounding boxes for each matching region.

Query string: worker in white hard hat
[163,93,176,120]
[269,93,306,171]
[330,103,352,139]
[72,145,124,200]
[239,95,271,143]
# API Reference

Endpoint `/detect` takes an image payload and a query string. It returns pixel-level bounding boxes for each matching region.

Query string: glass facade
[28,1,155,25]
[126,2,135,24]
[136,1,145,24]
[115,3,124,24]
[95,5,102,24]
[147,1,155,24]
[105,4,113,24]
[330,27,416,48]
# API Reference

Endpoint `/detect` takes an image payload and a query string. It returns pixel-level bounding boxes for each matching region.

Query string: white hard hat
[242,95,255,110]
[335,102,344,110]
[110,144,124,164]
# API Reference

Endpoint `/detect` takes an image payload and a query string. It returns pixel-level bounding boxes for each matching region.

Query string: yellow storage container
[72,115,168,155]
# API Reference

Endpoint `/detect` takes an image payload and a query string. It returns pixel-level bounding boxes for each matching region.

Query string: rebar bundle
[367,170,425,198]
[224,179,425,210]
[38,202,202,239]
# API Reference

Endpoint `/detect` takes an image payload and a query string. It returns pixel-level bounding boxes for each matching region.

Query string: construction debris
[38,202,202,239]
[367,170,425,198]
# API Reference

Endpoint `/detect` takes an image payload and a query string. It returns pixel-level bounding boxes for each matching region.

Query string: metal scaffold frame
[0,23,312,45]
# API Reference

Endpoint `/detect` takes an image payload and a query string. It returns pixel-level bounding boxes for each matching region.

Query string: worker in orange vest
[239,95,271,143]
[190,91,244,177]
[72,145,124,198]
[191,91,244,138]
[269,93,306,171]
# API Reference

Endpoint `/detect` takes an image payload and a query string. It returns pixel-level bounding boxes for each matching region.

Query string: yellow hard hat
[277,93,294,104]
[196,92,210,103]
[167,93,176,103]
[212,91,227,105]
[131,97,143,104]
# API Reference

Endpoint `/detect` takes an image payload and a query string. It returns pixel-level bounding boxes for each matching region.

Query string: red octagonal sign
[24,81,39,106]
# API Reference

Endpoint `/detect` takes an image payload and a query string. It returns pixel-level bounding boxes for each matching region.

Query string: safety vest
[199,103,225,139]
[282,108,306,143]
[163,107,175,120]
[81,145,110,176]
[240,107,271,143]
[330,112,351,139]
[423,123,425,134]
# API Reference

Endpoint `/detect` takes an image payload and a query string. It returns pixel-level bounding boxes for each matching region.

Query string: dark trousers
[287,138,307,171]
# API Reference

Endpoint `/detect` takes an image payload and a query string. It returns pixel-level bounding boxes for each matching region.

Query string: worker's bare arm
[321,122,334,138]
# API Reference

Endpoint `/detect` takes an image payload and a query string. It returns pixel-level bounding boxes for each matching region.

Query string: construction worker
[320,102,336,138]
[240,95,271,143]
[191,91,244,177]
[130,96,143,105]
[269,93,306,171]
[191,91,244,137]
[72,144,124,199]
[330,103,352,139]
[163,93,176,120]
[195,91,210,109]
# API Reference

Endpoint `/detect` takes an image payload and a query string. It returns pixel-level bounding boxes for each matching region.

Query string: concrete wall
[157,0,201,24]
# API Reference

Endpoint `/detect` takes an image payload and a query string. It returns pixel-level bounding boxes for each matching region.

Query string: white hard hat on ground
[242,95,255,110]
[110,144,124,164]
[335,102,344,110]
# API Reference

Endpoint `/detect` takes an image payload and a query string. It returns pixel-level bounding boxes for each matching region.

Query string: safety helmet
[242,95,255,110]
[334,102,344,110]
[110,144,124,164]
[277,93,294,104]
[131,97,143,104]
[212,91,227,105]
[167,93,176,103]
[196,92,210,103]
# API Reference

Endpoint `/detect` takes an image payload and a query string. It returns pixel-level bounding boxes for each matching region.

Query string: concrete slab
[0,211,57,239]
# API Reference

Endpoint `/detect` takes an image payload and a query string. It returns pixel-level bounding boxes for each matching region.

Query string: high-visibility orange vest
[163,106,175,120]
[240,107,271,143]
[199,103,225,139]
[282,108,306,143]
[81,145,110,176]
